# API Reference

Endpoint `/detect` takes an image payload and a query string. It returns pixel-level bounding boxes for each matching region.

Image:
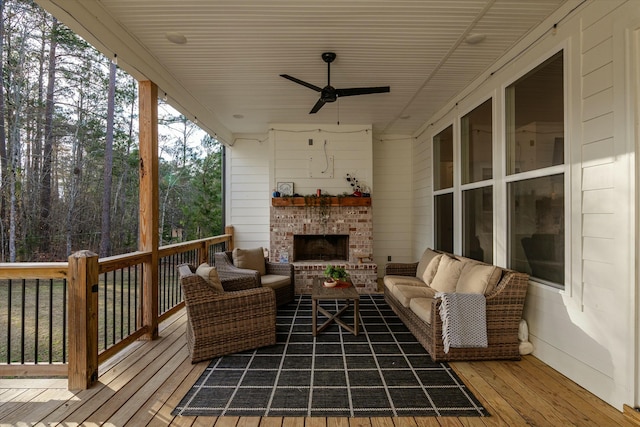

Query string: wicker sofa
[178,264,277,363]
[214,249,295,306]
[384,249,529,362]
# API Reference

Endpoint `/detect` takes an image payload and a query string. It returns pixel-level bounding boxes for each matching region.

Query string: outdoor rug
[173,294,489,418]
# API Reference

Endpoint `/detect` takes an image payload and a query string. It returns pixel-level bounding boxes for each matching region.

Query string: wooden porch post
[139,81,159,340]
[225,225,235,251]
[67,250,99,390]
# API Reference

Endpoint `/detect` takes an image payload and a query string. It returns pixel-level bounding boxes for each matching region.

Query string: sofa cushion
[421,254,442,286]
[392,284,437,307]
[456,262,502,294]
[261,274,290,290]
[195,263,224,293]
[409,297,434,325]
[233,247,266,276]
[416,248,440,280]
[430,255,464,293]
[383,275,426,294]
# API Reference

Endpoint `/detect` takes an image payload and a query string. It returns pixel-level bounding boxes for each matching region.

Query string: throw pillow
[415,248,440,279]
[195,263,224,293]
[232,247,266,276]
[429,255,464,293]
[456,262,500,294]
[421,254,442,286]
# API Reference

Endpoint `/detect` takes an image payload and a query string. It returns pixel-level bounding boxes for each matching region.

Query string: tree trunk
[0,0,7,261]
[40,18,58,254]
[99,61,116,257]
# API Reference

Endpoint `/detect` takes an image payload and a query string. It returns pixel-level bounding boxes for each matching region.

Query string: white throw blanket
[435,292,488,353]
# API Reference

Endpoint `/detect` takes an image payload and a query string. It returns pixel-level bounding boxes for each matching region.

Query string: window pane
[461,99,492,184]
[506,51,564,175]
[462,187,492,263]
[509,174,564,286]
[433,125,453,190]
[435,193,453,253]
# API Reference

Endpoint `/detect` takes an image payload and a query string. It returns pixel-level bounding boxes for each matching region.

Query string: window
[461,98,492,184]
[509,175,564,285]
[435,193,453,253]
[462,187,493,263]
[461,99,493,263]
[506,51,564,175]
[506,50,564,287]
[433,125,453,190]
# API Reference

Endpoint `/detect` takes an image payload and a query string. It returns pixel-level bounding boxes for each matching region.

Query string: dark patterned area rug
[173,294,488,418]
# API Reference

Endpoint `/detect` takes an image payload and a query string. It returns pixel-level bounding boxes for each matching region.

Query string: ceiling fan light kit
[280,52,390,114]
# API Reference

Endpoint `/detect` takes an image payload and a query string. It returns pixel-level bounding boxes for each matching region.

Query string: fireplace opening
[293,234,349,261]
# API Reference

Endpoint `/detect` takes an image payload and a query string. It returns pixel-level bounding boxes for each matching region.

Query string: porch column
[139,81,159,340]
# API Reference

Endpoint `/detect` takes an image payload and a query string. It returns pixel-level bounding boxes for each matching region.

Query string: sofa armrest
[213,252,261,291]
[266,260,294,278]
[385,262,419,277]
[430,269,529,350]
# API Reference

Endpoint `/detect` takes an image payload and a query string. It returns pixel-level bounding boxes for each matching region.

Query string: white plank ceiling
[37,0,574,144]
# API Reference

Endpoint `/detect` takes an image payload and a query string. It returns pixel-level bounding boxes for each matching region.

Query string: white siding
[226,134,271,249]
[373,136,413,270]
[413,0,637,410]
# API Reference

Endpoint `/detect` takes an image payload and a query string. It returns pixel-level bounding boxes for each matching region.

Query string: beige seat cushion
[456,262,502,294]
[392,284,437,307]
[384,275,427,295]
[421,254,442,286]
[430,255,464,293]
[232,247,266,276]
[416,248,440,279]
[195,263,224,293]
[261,274,290,290]
[409,297,434,325]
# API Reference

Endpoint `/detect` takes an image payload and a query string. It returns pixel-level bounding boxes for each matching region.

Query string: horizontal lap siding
[373,137,413,268]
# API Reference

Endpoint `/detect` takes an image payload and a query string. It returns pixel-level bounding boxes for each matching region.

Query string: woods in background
[0,0,223,262]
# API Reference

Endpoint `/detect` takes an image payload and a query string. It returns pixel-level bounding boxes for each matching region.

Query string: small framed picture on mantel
[277,182,294,196]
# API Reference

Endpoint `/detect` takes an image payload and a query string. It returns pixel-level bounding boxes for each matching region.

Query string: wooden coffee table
[311,276,360,336]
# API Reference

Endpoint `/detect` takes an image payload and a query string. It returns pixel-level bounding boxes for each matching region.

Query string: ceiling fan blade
[280,74,322,92]
[336,86,390,97]
[309,98,326,114]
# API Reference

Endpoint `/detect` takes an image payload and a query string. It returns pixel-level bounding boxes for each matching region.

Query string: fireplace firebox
[293,234,349,261]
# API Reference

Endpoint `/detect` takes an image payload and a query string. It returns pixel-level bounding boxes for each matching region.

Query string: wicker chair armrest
[385,262,419,277]
[213,252,260,291]
[266,261,294,277]
[185,286,276,324]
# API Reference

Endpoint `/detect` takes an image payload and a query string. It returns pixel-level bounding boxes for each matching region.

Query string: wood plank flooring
[0,309,636,427]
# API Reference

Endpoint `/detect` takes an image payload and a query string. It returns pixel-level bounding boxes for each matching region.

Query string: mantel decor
[271,196,371,207]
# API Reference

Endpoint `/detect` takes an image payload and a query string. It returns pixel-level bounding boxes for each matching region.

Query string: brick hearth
[270,201,377,293]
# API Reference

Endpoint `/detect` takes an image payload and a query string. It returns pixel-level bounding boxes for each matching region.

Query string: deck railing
[0,229,233,387]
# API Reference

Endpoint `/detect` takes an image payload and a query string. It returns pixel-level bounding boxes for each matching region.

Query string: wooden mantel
[271,196,371,207]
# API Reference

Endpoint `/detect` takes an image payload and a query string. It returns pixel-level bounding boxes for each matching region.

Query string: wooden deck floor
[0,309,636,427]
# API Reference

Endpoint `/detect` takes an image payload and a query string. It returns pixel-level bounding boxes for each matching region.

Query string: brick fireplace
[270,197,377,293]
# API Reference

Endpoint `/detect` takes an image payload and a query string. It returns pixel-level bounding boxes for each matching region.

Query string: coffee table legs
[312,298,359,336]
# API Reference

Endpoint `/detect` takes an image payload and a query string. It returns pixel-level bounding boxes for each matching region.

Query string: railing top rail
[98,251,152,274]
[0,263,68,279]
[158,234,231,256]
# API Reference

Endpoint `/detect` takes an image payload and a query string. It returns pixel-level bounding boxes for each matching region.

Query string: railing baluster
[21,279,26,364]
[63,279,67,363]
[7,279,12,364]
[35,279,40,363]
[49,279,53,364]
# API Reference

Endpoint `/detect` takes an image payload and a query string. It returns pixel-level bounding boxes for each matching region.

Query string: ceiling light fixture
[166,32,187,44]
[464,33,486,45]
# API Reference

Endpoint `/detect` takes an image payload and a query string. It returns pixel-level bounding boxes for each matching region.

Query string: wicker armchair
[214,250,295,306]
[178,264,277,363]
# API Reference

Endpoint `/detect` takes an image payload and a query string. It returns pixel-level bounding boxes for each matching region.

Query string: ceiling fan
[280,52,390,114]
